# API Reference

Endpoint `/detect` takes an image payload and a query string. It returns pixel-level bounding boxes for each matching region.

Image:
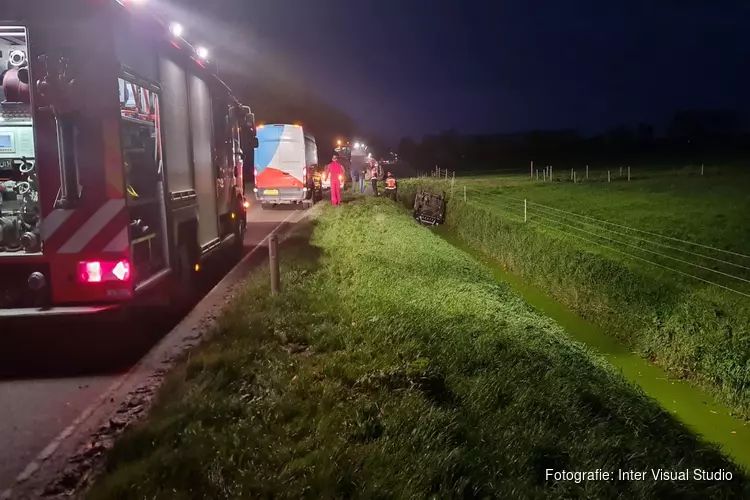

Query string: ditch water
[433,226,750,471]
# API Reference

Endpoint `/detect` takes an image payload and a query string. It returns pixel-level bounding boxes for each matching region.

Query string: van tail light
[77,260,131,283]
[243,199,250,209]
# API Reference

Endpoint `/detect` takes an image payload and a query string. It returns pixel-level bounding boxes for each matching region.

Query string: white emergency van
[253,124,320,209]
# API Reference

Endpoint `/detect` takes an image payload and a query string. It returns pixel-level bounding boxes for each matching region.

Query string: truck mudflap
[413,190,446,226]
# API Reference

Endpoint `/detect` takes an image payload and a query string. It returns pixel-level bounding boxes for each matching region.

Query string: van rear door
[254,125,305,203]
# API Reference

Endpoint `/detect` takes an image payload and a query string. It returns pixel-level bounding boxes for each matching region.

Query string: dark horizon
[166,0,750,147]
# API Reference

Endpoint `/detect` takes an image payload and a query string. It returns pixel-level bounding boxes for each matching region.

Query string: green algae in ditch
[433,226,750,471]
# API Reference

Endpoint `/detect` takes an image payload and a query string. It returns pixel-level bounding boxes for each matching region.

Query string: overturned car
[413,190,446,226]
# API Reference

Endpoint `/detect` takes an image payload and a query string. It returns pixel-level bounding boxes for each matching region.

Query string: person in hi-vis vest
[384,171,397,201]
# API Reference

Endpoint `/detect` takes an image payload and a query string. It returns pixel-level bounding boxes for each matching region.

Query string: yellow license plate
[264,189,279,196]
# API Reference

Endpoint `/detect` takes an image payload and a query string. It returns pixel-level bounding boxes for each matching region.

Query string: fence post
[451,171,455,196]
[574,170,577,183]
[530,160,534,178]
[628,166,631,182]
[536,169,539,180]
[445,169,448,180]
[608,170,611,183]
[701,164,704,176]
[269,233,280,295]
[586,165,589,179]
[571,168,574,181]
[524,199,527,222]
[463,185,467,202]
[543,169,546,182]
[620,166,623,176]
[550,166,553,181]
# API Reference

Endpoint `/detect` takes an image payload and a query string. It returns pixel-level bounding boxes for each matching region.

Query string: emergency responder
[325,153,345,206]
[384,171,397,201]
[370,161,379,196]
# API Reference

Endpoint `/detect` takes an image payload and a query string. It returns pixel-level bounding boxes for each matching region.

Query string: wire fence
[407,167,750,300]
[417,162,745,183]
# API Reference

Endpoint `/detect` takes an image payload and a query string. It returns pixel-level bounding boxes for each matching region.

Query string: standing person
[370,161,379,196]
[384,171,397,201]
[350,165,360,195]
[359,167,366,194]
[326,154,345,206]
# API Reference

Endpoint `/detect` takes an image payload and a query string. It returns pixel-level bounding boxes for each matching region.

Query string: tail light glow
[303,166,307,178]
[78,260,131,284]
[254,168,258,177]
[243,199,250,209]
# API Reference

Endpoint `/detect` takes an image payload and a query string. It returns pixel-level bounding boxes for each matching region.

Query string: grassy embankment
[89,198,748,499]
[401,169,750,418]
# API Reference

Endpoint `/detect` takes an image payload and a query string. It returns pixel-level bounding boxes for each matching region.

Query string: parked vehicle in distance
[253,124,321,209]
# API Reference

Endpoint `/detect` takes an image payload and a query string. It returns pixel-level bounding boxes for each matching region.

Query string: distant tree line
[397,110,750,172]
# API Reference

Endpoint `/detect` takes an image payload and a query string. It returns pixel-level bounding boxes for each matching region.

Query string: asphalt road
[0,202,310,498]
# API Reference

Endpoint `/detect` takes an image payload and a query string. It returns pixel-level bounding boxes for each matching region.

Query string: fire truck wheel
[172,244,198,307]
[232,212,246,259]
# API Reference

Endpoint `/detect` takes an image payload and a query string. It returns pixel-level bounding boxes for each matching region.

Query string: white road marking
[7,209,302,493]
[58,199,125,254]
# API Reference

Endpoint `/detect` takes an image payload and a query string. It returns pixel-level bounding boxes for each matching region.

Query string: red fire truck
[0,0,256,319]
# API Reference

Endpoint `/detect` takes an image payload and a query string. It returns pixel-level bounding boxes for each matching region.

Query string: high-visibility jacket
[385,176,396,189]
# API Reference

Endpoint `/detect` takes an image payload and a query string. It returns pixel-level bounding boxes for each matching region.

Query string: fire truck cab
[0,0,256,319]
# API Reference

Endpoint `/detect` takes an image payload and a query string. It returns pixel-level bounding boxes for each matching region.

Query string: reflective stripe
[386,178,396,188]
[103,227,129,253]
[57,199,125,254]
[41,209,74,241]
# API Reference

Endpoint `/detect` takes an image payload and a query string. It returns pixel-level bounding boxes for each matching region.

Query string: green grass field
[463,167,750,256]
[87,199,748,499]
[401,168,750,418]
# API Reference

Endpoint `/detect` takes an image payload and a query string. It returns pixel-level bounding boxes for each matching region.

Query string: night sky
[168,0,750,142]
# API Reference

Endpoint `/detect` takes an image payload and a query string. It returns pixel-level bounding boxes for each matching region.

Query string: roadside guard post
[269,234,280,294]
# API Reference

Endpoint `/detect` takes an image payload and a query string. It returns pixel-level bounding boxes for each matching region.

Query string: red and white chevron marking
[41,199,129,255]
